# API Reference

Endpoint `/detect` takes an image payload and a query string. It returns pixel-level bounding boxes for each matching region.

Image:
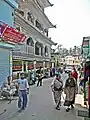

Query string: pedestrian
[72,67,78,82]
[64,72,78,112]
[51,72,63,110]
[50,67,52,77]
[52,67,55,77]
[18,73,29,110]
[37,66,43,86]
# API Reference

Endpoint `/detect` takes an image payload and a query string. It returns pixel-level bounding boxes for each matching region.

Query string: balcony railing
[12,51,34,58]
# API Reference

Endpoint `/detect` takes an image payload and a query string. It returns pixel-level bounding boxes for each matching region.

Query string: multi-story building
[0,0,24,86]
[13,0,55,74]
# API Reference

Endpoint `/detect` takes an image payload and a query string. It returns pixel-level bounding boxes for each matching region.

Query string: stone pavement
[0,77,86,120]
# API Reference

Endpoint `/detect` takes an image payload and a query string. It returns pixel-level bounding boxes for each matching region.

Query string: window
[35,46,39,55]
[27,12,34,24]
[17,9,24,16]
[36,20,43,31]
[27,37,34,47]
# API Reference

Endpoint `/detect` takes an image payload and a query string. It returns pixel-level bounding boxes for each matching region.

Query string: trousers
[18,90,27,109]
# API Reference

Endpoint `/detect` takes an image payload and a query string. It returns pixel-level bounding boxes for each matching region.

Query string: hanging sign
[3,27,26,43]
[0,21,26,43]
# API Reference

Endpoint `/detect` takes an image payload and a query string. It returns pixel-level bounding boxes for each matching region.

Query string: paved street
[0,78,84,120]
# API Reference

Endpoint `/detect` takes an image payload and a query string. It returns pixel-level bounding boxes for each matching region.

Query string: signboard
[13,60,22,72]
[83,40,89,48]
[0,21,26,43]
[28,62,34,70]
[82,37,89,48]
[3,27,26,43]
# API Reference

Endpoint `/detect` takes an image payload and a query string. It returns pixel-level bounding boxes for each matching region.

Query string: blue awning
[0,42,15,49]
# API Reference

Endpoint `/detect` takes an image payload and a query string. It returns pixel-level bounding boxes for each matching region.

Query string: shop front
[28,61,34,70]
[45,61,51,68]
[13,60,22,72]
[36,61,43,69]
[0,21,26,86]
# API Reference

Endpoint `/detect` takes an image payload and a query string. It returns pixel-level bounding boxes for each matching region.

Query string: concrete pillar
[26,61,28,72]
[34,41,36,55]
[22,61,24,72]
[39,47,41,55]
[9,51,12,80]
[52,63,54,68]
[43,61,45,68]
[34,60,36,70]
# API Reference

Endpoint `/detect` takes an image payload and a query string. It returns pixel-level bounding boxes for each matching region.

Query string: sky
[45,0,90,49]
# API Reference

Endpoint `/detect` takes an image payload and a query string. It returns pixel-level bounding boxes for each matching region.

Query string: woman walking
[64,72,78,112]
[51,72,63,110]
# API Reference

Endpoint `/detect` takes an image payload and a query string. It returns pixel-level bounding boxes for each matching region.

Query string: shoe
[56,107,60,110]
[71,105,74,108]
[66,108,70,112]
[21,107,25,110]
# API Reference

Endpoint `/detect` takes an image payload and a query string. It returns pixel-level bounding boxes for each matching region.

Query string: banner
[0,21,26,43]
[3,27,26,43]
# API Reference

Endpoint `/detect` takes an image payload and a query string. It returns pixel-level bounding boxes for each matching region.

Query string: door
[0,48,10,87]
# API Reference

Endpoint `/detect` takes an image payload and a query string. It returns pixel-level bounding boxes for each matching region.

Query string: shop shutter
[0,48,9,87]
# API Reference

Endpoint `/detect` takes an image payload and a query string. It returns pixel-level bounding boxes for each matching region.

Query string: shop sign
[0,21,26,43]
[82,38,89,48]
[3,27,26,43]
[28,62,34,70]
[13,60,22,72]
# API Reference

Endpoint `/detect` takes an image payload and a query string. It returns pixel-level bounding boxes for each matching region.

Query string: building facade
[0,0,18,86]
[13,0,55,75]
[0,0,26,86]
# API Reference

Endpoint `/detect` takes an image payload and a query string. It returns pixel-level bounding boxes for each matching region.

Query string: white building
[13,0,55,74]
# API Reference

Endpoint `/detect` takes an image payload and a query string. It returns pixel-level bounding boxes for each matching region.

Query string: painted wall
[0,0,18,26]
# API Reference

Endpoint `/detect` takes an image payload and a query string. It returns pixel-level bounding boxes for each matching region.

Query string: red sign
[3,27,26,43]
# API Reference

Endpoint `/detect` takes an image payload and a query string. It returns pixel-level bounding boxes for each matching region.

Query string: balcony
[16,10,49,38]
[12,51,34,58]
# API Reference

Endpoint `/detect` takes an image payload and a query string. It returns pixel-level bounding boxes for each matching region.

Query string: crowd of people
[0,66,80,112]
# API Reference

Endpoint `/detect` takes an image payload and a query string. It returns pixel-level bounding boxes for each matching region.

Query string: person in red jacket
[72,68,78,82]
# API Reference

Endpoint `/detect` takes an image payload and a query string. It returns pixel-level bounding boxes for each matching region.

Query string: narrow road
[0,78,84,120]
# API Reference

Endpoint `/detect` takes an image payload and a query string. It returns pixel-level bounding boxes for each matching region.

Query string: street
[0,77,84,120]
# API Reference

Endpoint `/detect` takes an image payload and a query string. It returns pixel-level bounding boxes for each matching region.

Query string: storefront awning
[0,41,15,49]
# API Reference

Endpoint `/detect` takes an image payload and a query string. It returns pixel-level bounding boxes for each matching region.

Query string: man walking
[18,73,29,110]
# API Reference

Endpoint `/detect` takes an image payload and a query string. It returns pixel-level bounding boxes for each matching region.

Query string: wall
[0,0,18,26]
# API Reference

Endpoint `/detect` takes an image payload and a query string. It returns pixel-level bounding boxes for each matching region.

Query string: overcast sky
[45,0,90,49]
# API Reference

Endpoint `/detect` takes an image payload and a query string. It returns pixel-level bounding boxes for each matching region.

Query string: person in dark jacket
[37,66,43,86]
[64,72,78,112]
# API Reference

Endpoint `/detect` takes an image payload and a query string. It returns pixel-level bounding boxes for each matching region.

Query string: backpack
[54,78,63,91]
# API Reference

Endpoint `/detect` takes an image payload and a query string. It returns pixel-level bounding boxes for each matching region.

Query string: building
[0,0,26,86]
[13,0,55,75]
